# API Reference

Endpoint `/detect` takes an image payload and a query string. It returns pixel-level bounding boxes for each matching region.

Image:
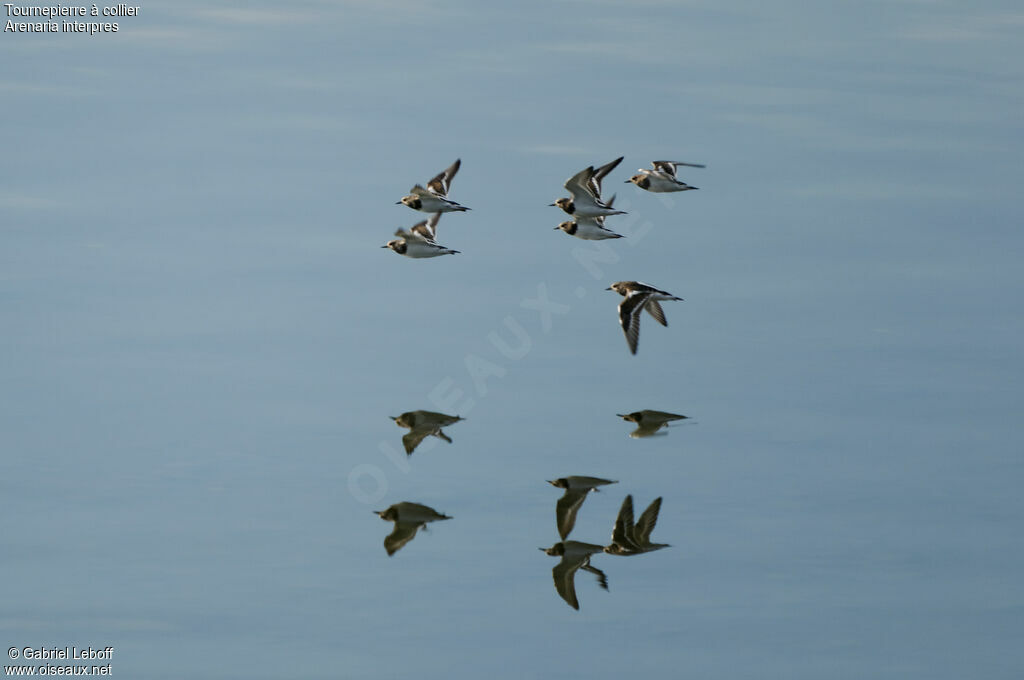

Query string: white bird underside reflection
[617,410,689,438]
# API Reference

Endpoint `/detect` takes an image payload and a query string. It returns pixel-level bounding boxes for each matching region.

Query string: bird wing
[634,497,663,544]
[610,495,638,548]
[644,410,687,422]
[556,489,588,540]
[394,226,434,242]
[426,159,460,196]
[652,160,706,177]
[383,520,422,556]
[402,425,439,455]
[589,156,623,197]
[411,410,462,426]
[618,292,648,355]
[644,299,667,327]
[563,165,598,202]
[396,502,451,523]
[568,476,617,489]
[408,212,441,241]
[552,555,584,610]
[629,423,668,439]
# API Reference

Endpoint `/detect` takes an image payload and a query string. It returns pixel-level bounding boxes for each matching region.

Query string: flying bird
[394,211,442,242]
[551,157,627,218]
[381,238,459,258]
[397,159,471,212]
[554,195,624,240]
[626,160,703,193]
[606,281,684,355]
[383,212,460,258]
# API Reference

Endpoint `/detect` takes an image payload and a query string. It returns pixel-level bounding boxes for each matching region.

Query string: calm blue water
[3,2,1023,678]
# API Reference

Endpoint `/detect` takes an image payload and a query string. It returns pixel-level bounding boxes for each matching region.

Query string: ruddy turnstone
[551,157,627,218]
[626,160,703,193]
[397,159,471,212]
[381,237,459,258]
[394,211,442,242]
[547,476,618,540]
[606,281,684,355]
[554,195,624,240]
[385,212,459,258]
[374,502,452,556]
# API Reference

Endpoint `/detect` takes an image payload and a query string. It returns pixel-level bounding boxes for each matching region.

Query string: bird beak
[546,480,556,486]
[616,414,626,418]
[547,203,557,207]
[623,179,631,183]
[395,200,402,205]
[380,245,389,248]
[553,226,560,230]
[605,286,613,291]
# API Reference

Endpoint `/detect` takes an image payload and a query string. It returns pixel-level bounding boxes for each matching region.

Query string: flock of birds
[382,156,703,356]
[375,156,704,609]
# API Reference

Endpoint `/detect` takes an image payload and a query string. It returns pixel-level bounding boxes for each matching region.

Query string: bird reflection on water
[539,477,670,610]
[617,410,689,438]
[540,541,609,611]
[390,410,465,455]
[374,502,452,556]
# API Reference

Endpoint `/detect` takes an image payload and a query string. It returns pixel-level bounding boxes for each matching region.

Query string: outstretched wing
[383,520,422,556]
[426,159,460,196]
[589,156,623,197]
[652,160,705,178]
[629,423,668,439]
[634,497,663,544]
[556,489,588,540]
[402,424,445,455]
[644,299,667,327]
[563,165,597,201]
[618,292,648,355]
[409,212,442,241]
[610,495,638,549]
[552,556,583,610]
